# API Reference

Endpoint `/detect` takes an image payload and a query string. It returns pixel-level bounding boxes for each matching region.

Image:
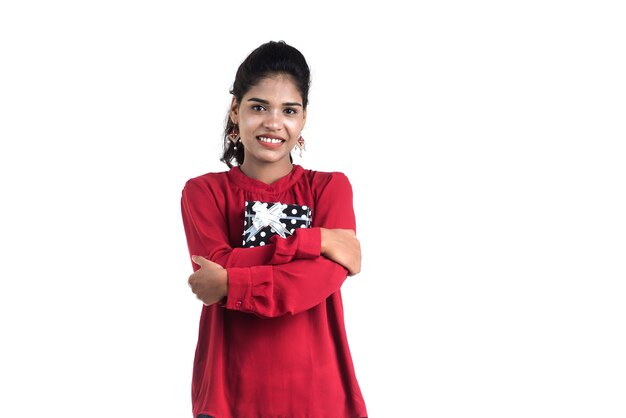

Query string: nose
[263,109,282,130]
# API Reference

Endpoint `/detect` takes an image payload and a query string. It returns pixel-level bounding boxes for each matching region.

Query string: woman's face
[230,74,306,170]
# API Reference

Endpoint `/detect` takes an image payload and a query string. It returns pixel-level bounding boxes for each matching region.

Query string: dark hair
[220,41,311,167]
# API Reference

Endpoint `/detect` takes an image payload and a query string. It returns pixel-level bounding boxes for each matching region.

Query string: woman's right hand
[320,228,361,276]
[188,255,229,306]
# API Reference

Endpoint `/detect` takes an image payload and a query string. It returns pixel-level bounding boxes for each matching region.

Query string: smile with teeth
[257,136,285,144]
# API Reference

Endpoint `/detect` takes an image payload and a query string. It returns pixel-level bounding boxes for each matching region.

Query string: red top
[181,165,367,418]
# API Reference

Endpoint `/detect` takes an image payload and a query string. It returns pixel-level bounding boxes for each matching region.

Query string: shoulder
[182,170,230,199]
[300,167,353,195]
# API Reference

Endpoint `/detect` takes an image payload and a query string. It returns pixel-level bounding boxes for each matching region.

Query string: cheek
[286,118,305,132]
[239,117,258,137]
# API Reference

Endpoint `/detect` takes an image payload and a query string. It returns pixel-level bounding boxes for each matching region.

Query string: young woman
[181,40,367,418]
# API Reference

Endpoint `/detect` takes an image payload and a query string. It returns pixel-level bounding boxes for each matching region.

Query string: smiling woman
[229,74,306,177]
[180,41,368,418]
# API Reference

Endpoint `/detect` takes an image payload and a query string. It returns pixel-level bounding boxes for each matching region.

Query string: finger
[188,273,197,289]
[191,255,209,267]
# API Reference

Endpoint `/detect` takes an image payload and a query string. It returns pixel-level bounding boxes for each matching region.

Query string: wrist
[221,269,229,299]
[319,227,328,255]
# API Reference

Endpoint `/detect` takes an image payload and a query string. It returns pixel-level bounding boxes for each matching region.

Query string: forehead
[243,74,303,102]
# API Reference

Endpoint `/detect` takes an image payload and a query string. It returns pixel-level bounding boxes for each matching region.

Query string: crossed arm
[188,228,361,306]
[181,172,360,317]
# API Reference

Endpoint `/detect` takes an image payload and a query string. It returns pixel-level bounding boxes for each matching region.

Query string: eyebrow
[247,97,302,107]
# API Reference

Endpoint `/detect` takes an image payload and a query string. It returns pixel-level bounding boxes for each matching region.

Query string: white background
[1,1,625,417]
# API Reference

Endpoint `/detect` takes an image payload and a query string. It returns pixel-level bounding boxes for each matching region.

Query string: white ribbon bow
[244,202,291,243]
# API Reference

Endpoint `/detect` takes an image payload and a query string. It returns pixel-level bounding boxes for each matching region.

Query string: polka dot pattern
[242,200,312,248]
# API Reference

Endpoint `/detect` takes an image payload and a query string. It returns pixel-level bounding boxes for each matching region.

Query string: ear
[229,96,239,125]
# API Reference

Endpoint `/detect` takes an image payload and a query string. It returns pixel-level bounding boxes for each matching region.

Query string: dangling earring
[296,135,306,157]
[229,126,240,150]
[228,127,239,141]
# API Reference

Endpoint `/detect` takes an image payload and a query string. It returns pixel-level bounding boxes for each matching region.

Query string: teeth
[258,137,284,144]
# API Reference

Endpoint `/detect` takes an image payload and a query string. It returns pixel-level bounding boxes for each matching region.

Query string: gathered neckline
[227,164,305,194]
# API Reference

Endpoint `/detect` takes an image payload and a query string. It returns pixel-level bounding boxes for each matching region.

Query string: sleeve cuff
[223,267,252,311]
[294,227,321,259]
[268,227,321,264]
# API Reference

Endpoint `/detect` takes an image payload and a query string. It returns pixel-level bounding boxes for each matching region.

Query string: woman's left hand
[188,255,228,306]
[320,228,361,276]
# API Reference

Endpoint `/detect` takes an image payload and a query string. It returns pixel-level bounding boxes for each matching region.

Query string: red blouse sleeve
[181,179,321,270]
[223,172,357,318]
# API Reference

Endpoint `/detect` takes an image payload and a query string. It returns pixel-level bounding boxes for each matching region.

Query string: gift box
[242,201,312,248]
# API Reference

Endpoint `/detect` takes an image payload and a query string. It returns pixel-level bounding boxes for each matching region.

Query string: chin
[253,151,291,164]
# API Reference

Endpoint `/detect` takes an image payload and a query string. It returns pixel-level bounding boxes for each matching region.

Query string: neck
[240,161,294,185]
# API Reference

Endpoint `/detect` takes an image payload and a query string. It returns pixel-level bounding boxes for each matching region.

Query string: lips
[257,136,285,144]
[256,136,286,148]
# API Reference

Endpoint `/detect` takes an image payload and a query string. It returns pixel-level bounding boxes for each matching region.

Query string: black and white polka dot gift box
[242,201,312,248]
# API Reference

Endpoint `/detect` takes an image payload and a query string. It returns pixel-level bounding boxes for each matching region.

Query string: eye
[284,108,298,115]
[251,105,266,112]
